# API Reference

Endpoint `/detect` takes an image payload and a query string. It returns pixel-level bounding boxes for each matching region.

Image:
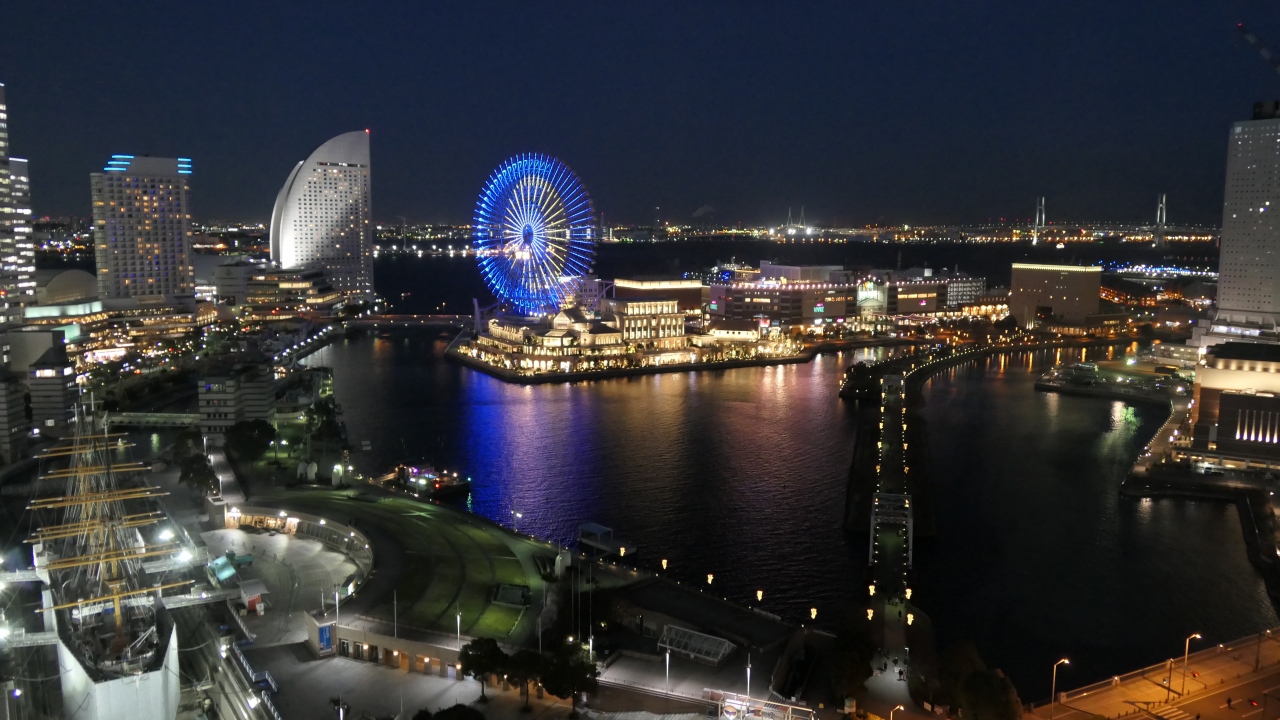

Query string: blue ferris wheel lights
[473,153,595,315]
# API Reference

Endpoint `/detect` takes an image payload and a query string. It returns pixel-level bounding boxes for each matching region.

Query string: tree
[411,709,433,720]
[224,419,276,463]
[179,454,219,496]
[959,669,1022,720]
[938,641,987,708]
[433,705,485,720]
[174,428,203,462]
[993,314,1020,335]
[828,629,876,698]
[540,647,598,716]
[458,637,508,701]
[505,649,546,711]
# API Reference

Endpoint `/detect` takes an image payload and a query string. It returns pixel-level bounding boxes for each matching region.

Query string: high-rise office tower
[0,84,13,316]
[91,156,195,299]
[269,131,374,302]
[0,83,35,325]
[1201,103,1280,346]
[5,157,36,322]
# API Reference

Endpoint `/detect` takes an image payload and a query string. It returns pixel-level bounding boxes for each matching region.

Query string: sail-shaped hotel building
[269,131,374,302]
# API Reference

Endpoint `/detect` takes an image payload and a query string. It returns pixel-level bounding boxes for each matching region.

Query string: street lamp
[1182,633,1202,696]
[1051,658,1069,720]
[890,704,905,720]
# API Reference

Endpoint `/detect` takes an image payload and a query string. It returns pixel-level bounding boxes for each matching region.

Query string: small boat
[375,463,471,498]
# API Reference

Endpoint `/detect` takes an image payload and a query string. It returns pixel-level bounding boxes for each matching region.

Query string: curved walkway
[249,489,553,645]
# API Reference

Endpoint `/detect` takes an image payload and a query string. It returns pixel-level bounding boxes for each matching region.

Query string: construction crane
[1238,23,1280,78]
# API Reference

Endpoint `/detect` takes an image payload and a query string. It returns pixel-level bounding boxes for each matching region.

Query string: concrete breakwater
[843,338,1134,535]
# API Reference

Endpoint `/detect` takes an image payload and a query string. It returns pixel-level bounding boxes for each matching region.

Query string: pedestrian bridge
[106,412,201,429]
[347,314,469,328]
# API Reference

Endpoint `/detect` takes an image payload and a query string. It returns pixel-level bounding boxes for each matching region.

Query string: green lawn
[254,491,538,641]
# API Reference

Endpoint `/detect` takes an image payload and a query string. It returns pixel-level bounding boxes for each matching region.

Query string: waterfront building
[1184,342,1280,468]
[613,277,705,315]
[600,298,686,344]
[22,296,215,355]
[1198,104,1280,346]
[884,278,944,314]
[1009,263,1101,327]
[865,266,983,308]
[759,261,844,282]
[243,266,344,320]
[705,318,761,342]
[709,278,855,330]
[468,312,627,373]
[91,156,195,299]
[213,258,262,307]
[28,342,75,437]
[459,296,788,374]
[269,131,374,302]
[941,274,985,307]
[1100,275,1159,308]
[199,362,277,444]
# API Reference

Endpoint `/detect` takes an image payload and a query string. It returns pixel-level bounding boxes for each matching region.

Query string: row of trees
[457,637,598,713]
[173,419,279,497]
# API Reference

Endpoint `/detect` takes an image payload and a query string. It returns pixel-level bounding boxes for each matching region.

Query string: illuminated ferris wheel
[473,153,595,316]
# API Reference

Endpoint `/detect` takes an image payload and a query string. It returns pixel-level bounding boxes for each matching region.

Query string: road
[1032,631,1280,720]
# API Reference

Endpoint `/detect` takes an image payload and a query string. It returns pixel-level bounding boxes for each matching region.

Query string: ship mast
[26,407,191,665]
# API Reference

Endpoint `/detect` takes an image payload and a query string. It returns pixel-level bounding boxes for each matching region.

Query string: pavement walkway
[1031,630,1280,720]
[202,527,359,646]
[248,642,570,720]
[857,598,933,720]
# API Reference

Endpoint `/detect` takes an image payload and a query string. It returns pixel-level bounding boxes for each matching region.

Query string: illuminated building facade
[0,84,11,321]
[613,277,704,314]
[600,298,686,345]
[1185,342,1280,467]
[5,157,35,322]
[709,281,855,329]
[0,84,36,325]
[1216,110,1280,332]
[91,156,195,298]
[244,267,344,320]
[199,363,277,444]
[1009,263,1101,328]
[269,131,374,302]
[28,343,75,437]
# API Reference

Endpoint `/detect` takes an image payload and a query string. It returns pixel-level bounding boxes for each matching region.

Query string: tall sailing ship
[26,405,189,718]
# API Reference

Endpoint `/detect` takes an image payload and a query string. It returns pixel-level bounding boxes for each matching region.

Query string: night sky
[2,2,1279,226]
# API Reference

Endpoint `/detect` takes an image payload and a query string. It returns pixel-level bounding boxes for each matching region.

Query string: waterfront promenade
[1031,628,1280,720]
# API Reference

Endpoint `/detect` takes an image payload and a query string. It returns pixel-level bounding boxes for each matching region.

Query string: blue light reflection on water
[306,336,1278,698]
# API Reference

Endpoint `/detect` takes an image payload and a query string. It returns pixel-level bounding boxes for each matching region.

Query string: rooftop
[1206,342,1280,362]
